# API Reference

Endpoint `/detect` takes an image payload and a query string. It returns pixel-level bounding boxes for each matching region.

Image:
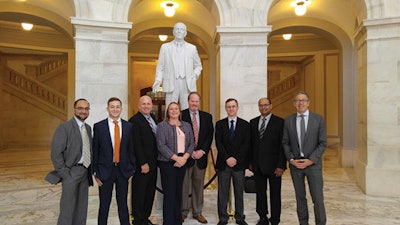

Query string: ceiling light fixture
[161,1,179,17]
[21,22,33,31]
[159,35,168,41]
[291,0,311,16]
[282,34,292,40]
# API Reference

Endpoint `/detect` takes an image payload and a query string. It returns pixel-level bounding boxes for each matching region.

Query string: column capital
[71,17,132,29]
[362,16,400,40]
[215,26,271,46]
[71,17,132,42]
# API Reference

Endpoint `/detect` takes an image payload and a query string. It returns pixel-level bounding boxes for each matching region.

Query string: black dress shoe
[256,218,269,225]
[236,220,249,225]
[147,220,156,225]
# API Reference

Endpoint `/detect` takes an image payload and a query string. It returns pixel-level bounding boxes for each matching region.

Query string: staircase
[26,58,68,82]
[2,63,68,120]
[267,68,302,116]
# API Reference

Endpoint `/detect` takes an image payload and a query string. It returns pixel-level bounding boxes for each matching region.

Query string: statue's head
[173,22,187,41]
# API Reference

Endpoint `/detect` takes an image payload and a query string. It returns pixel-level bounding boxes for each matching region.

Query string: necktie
[147,116,156,134]
[176,42,183,52]
[259,117,266,139]
[81,123,91,168]
[229,120,235,141]
[113,120,120,163]
[192,112,199,148]
[300,114,306,153]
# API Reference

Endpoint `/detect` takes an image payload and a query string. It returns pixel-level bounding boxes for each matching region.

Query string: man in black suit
[250,97,286,225]
[129,96,158,225]
[92,97,135,225]
[215,98,250,225]
[49,98,93,225]
[282,91,327,225]
[181,92,214,224]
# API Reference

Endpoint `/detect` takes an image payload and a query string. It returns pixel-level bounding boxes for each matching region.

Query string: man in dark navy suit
[215,98,250,225]
[93,97,135,225]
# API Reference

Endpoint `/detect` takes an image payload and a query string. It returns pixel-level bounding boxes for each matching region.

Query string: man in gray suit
[152,22,202,110]
[282,91,327,225]
[50,98,93,225]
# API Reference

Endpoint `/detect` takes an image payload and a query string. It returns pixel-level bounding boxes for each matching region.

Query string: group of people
[48,22,326,225]
[48,91,327,225]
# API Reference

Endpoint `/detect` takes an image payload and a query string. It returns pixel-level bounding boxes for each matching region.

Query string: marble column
[357,17,400,197]
[216,26,271,121]
[71,18,132,125]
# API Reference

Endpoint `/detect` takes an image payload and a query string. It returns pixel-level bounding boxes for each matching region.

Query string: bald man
[129,96,159,225]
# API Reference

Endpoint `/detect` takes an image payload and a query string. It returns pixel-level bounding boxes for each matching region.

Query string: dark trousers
[98,165,130,225]
[254,171,282,225]
[131,169,157,225]
[158,161,186,225]
[290,166,326,225]
[217,167,245,223]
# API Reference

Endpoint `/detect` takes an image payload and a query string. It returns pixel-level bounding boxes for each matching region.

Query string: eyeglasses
[294,99,309,103]
[258,103,271,107]
[75,107,90,111]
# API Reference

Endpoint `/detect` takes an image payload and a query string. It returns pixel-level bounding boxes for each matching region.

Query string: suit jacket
[128,112,158,172]
[154,41,202,93]
[181,109,214,169]
[250,114,286,175]
[49,117,93,185]
[92,118,135,180]
[215,117,250,171]
[156,120,194,161]
[282,112,327,169]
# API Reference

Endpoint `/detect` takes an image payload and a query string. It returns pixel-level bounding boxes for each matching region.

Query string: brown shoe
[182,214,187,222]
[193,215,208,224]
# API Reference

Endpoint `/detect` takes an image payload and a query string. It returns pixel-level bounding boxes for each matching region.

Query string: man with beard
[49,98,93,225]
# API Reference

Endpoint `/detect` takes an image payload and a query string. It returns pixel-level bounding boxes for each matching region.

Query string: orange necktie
[113,120,120,163]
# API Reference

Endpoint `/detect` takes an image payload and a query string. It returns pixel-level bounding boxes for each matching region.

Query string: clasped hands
[226,157,237,168]
[191,150,205,159]
[291,158,314,169]
[173,154,188,168]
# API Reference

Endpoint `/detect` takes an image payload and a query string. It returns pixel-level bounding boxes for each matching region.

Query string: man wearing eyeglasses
[282,91,327,225]
[48,98,93,225]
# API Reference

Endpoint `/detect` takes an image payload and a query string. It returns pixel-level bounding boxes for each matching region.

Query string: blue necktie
[229,120,235,141]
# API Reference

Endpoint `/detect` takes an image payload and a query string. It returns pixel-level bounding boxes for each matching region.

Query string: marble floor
[1,146,399,225]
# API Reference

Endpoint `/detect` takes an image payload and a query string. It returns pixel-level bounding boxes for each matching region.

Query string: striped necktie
[259,117,266,139]
[81,123,91,168]
[192,112,199,148]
